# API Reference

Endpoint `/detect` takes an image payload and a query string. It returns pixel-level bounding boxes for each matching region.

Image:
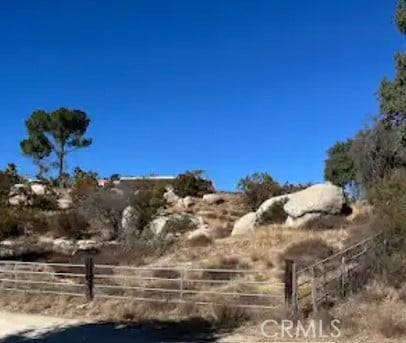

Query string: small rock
[163,189,180,205]
[57,196,73,210]
[53,238,76,254]
[76,240,101,250]
[203,193,224,205]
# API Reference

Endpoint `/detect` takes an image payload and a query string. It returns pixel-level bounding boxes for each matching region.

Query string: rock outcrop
[148,213,204,237]
[284,183,345,218]
[232,183,347,235]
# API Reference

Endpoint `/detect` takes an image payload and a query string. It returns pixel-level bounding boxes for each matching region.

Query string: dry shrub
[250,251,274,268]
[0,208,49,239]
[48,210,90,239]
[280,238,335,270]
[202,256,250,280]
[238,172,282,210]
[209,226,232,239]
[173,171,214,197]
[304,215,349,230]
[257,200,288,225]
[185,234,213,248]
[379,315,406,338]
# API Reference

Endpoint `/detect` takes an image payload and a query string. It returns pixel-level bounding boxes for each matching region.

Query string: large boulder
[9,194,28,206]
[203,193,224,205]
[121,206,140,234]
[148,214,203,237]
[30,183,46,196]
[231,212,258,236]
[256,194,292,217]
[284,183,345,218]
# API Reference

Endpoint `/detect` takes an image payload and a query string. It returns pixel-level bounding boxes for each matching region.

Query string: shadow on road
[1,318,226,343]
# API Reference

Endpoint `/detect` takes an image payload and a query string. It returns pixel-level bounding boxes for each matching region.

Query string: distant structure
[112,176,176,191]
[97,179,110,188]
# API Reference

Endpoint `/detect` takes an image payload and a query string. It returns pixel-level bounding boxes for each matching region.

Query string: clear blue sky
[0,0,403,190]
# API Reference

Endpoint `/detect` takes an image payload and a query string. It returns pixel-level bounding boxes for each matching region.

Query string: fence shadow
[1,318,224,343]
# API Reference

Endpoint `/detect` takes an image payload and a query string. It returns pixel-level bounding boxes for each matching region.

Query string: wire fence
[0,259,285,310]
[0,233,387,314]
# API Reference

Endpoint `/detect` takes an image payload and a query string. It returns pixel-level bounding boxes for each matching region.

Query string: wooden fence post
[285,259,298,314]
[179,269,184,301]
[85,257,94,301]
[310,266,318,313]
[340,256,346,298]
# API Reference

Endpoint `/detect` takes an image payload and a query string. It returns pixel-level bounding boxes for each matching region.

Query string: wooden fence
[285,232,386,314]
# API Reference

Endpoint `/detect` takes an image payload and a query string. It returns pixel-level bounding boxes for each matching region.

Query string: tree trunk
[58,144,65,188]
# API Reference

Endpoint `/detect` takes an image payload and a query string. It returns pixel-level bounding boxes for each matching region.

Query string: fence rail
[284,232,386,314]
[0,258,285,310]
[0,232,386,313]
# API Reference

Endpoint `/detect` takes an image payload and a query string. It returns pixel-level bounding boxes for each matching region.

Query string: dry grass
[184,234,213,248]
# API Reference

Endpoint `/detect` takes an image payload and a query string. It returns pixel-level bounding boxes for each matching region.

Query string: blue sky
[0,0,403,190]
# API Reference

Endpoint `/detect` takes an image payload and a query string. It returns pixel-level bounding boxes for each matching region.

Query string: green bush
[0,208,49,239]
[173,171,214,197]
[367,169,406,246]
[48,210,90,239]
[0,210,24,239]
[238,172,282,210]
[257,200,288,225]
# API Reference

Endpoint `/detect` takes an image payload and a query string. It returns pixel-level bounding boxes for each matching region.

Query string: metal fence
[285,232,386,314]
[0,259,285,310]
[0,233,386,314]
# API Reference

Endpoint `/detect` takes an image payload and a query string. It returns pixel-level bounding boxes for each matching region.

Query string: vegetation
[20,108,92,185]
[173,170,214,197]
[324,139,357,193]
[257,200,288,225]
[237,172,282,210]
[48,211,90,239]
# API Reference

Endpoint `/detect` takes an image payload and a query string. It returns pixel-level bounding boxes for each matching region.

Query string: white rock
[121,206,140,233]
[0,240,17,247]
[231,212,258,236]
[30,183,46,196]
[53,238,75,254]
[149,214,203,236]
[284,183,345,218]
[76,240,101,250]
[149,216,171,236]
[163,189,180,205]
[180,196,196,208]
[187,228,211,241]
[257,194,292,216]
[203,193,224,205]
[9,194,28,206]
[57,196,73,210]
